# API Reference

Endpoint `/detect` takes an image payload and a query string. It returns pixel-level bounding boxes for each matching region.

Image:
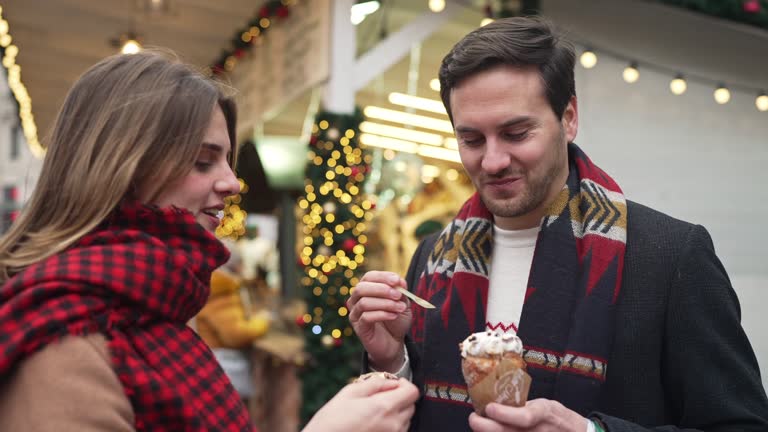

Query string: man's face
[450,65,578,230]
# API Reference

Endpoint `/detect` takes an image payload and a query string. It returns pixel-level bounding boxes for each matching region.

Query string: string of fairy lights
[573,42,768,112]
[0,5,43,158]
[428,0,768,112]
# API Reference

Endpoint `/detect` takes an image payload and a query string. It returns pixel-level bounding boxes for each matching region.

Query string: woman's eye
[195,161,213,171]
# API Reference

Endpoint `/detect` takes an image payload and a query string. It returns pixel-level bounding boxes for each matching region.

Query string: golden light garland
[215,178,248,240]
[0,5,43,158]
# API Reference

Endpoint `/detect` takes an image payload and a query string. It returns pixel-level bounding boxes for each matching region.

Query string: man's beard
[479,140,566,219]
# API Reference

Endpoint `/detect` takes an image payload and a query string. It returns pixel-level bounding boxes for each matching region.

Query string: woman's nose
[216,167,241,196]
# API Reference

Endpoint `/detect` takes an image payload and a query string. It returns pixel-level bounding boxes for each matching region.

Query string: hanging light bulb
[121,38,142,54]
[670,74,687,95]
[350,1,380,25]
[713,84,730,105]
[622,62,639,83]
[756,92,768,112]
[428,0,445,12]
[580,49,597,69]
[481,1,493,27]
[111,32,143,55]
[145,0,168,13]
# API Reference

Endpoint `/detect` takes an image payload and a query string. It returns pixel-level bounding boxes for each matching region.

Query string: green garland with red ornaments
[210,0,296,75]
[657,0,768,29]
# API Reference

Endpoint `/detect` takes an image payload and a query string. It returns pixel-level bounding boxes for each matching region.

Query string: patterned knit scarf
[411,143,627,416]
[0,202,253,431]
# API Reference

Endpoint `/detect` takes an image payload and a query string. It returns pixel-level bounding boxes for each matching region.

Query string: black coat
[399,200,768,431]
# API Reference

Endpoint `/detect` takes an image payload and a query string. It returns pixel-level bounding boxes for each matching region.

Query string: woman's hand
[303,377,419,432]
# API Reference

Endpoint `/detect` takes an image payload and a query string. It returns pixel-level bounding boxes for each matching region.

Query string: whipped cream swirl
[460,330,523,358]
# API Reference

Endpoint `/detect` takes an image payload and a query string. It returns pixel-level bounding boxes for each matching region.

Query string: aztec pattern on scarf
[411,143,627,416]
[0,202,253,431]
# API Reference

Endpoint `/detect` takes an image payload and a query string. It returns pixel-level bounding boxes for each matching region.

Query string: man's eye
[504,131,528,141]
[461,137,483,146]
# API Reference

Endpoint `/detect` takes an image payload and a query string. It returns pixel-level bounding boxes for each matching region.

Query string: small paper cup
[462,356,531,415]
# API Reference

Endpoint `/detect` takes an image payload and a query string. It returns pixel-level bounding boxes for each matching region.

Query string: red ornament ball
[342,238,357,252]
[744,0,760,13]
[333,338,343,347]
[277,6,290,18]
[295,315,307,328]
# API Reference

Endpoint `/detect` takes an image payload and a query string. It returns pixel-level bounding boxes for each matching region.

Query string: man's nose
[480,140,512,175]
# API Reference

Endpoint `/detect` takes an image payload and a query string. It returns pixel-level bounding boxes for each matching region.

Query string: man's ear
[562,96,578,143]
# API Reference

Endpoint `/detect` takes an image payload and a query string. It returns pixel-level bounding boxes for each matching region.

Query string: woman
[0,50,417,431]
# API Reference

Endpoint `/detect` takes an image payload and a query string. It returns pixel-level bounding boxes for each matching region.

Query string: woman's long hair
[0,49,238,282]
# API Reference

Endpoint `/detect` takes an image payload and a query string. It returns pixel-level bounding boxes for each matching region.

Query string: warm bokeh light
[579,50,597,69]
[670,76,687,95]
[622,63,639,83]
[428,0,445,13]
[714,85,731,105]
[755,93,768,112]
[121,39,142,55]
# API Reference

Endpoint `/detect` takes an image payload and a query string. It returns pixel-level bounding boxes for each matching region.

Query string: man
[347,17,768,432]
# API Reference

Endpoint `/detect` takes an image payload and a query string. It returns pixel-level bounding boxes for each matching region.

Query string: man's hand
[468,400,589,432]
[347,271,412,372]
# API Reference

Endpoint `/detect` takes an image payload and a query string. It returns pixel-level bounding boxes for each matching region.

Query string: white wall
[575,57,768,390]
[542,0,768,390]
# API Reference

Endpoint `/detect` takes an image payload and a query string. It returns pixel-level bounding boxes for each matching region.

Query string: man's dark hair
[439,16,575,122]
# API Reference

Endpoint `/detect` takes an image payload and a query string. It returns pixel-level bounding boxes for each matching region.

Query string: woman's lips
[202,213,220,231]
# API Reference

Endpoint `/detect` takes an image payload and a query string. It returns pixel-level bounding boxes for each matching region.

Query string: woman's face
[144,104,240,231]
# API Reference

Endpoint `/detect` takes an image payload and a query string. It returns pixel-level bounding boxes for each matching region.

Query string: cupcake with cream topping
[459,330,531,415]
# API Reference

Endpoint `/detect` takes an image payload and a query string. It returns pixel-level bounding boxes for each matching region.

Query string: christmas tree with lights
[298,109,373,422]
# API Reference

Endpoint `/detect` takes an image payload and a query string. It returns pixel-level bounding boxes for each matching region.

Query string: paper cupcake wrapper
[462,356,531,416]
[354,371,399,383]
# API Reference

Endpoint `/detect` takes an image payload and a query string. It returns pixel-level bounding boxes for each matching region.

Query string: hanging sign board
[230,0,332,141]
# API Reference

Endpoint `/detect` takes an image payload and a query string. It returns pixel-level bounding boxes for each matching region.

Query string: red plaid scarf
[411,143,627,415]
[0,201,254,431]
